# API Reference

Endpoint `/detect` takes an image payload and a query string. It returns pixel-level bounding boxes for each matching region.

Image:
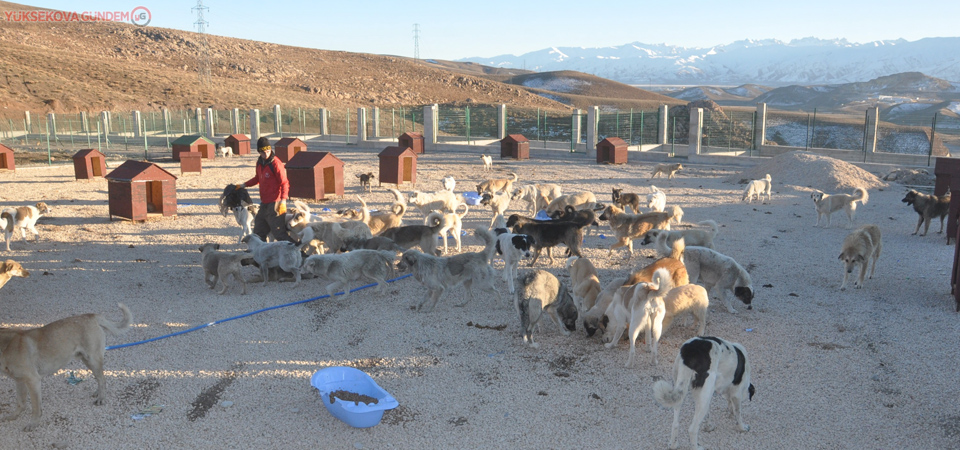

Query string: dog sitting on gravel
[515,269,578,348]
[653,336,755,450]
[0,304,132,431]
[902,189,950,236]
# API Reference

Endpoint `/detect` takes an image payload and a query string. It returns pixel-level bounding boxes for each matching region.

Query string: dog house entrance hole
[0,154,8,169]
[323,166,336,196]
[293,146,303,158]
[402,157,413,182]
[91,157,103,177]
[145,181,163,214]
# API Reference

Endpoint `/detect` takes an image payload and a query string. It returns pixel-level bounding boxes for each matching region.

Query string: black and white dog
[653,336,755,450]
[219,184,254,217]
[493,228,535,294]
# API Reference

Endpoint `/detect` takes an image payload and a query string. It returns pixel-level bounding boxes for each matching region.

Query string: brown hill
[0,1,577,116]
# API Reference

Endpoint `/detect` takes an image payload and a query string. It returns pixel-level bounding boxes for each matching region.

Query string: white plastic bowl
[311,367,398,428]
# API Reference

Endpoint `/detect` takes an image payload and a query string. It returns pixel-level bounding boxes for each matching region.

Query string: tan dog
[625,268,709,367]
[566,256,601,312]
[812,187,868,228]
[199,243,252,295]
[650,163,683,180]
[0,304,132,431]
[476,172,518,195]
[0,259,29,290]
[2,202,52,251]
[598,204,673,257]
[839,224,882,290]
[544,191,598,217]
[431,204,469,253]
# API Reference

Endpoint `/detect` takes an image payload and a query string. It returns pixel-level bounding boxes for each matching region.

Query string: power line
[192,0,211,87]
[413,23,420,61]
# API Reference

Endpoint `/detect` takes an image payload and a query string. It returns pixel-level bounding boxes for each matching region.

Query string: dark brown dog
[356,172,376,193]
[902,189,950,236]
[612,188,642,213]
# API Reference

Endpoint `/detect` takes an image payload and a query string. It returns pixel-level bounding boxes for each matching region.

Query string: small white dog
[647,186,666,213]
[440,176,456,192]
[839,224,882,290]
[2,202,52,251]
[481,154,493,170]
[741,174,772,203]
[218,143,231,158]
[232,204,259,243]
[653,336,755,450]
[812,187,869,228]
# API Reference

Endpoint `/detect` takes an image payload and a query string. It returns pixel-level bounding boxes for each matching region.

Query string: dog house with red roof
[286,151,344,201]
[0,143,14,171]
[500,134,530,160]
[224,134,251,156]
[275,137,307,163]
[72,149,107,180]
[378,146,417,187]
[172,135,215,161]
[105,160,178,221]
[398,132,424,154]
[597,137,628,164]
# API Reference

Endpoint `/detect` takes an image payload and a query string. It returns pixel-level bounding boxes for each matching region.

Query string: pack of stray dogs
[0,158,938,447]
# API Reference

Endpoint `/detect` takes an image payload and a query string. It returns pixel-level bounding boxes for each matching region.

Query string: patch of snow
[521,77,590,93]
[947,102,960,115]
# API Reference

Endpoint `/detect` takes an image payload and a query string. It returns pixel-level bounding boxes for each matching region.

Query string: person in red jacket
[235,137,297,243]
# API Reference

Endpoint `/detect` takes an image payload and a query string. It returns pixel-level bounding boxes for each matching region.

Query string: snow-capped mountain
[458,38,960,86]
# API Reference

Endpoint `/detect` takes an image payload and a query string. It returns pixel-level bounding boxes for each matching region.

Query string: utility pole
[413,23,420,61]
[193,0,211,87]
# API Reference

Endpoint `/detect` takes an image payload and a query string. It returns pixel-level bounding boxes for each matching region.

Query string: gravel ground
[0,147,957,449]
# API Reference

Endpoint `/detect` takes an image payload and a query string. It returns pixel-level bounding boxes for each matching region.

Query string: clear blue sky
[14,1,960,60]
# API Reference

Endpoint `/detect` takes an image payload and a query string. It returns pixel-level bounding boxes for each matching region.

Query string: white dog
[301,249,396,296]
[409,189,463,215]
[666,205,684,226]
[232,204,258,243]
[481,154,493,170]
[511,185,541,216]
[662,235,753,314]
[218,143,231,158]
[440,176,456,192]
[839,224,882,290]
[643,220,719,249]
[647,186,666,212]
[2,202,52,251]
[241,234,302,286]
[741,174,772,203]
[653,336,755,450]
[625,268,708,367]
[812,187,869,228]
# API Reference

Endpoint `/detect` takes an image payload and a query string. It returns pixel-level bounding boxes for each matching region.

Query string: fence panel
[437,106,467,142]
[876,110,943,156]
[701,108,755,152]
[377,106,421,138]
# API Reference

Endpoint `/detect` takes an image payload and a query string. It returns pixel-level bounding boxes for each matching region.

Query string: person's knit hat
[257,137,271,151]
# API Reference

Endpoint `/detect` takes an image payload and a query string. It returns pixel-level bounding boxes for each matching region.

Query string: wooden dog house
[275,137,307,163]
[0,143,14,171]
[500,134,530,160]
[105,160,178,221]
[72,149,107,180]
[378,146,417,187]
[224,134,251,156]
[935,157,960,242]
[179,151,202,175]
[286,151,344,200]
[597,137,628,164]
[398,132,425,154]
[172,135,215,161]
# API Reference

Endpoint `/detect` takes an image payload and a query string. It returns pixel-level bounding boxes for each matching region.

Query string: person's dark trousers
[253,202,298,243]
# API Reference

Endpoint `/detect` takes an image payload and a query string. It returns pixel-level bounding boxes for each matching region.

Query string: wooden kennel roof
[105,160,178,182]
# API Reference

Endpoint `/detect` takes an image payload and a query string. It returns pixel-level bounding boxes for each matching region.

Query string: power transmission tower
[192,0,211,86]
[413,23,420,61]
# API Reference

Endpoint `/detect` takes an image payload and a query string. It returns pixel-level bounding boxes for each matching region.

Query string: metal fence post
[811,108,818,148]
[465,106,471,145]
[929,113,938,167]
[44,121,51,165]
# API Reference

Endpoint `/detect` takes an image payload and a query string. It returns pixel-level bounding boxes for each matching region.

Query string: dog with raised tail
[2,202,52,251]
[812,187,868,228]
[0,304,133,431]
[624,267,708,367]
[653,336,755,450]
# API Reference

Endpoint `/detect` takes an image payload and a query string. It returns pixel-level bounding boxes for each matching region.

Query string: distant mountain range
[459,38,960,86]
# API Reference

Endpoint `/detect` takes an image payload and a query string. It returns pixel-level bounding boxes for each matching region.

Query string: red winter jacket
[243,154,289,204]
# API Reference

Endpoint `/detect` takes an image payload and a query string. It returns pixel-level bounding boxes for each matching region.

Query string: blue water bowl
[534,210,551,221]
[463,191,482,206]
[311,367,398,428]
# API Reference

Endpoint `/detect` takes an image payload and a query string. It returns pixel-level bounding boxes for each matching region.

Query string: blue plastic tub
[463,191,482,206]
[534,209,552,220]
[311,367,398,428]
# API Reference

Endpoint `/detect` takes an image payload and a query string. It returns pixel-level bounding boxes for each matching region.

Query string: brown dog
[0,259,29,290]
[902,189,950,236]
[476,172,518,195]
[598,204,673,257]
[650,163,683,180]
[0,304,132,431]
